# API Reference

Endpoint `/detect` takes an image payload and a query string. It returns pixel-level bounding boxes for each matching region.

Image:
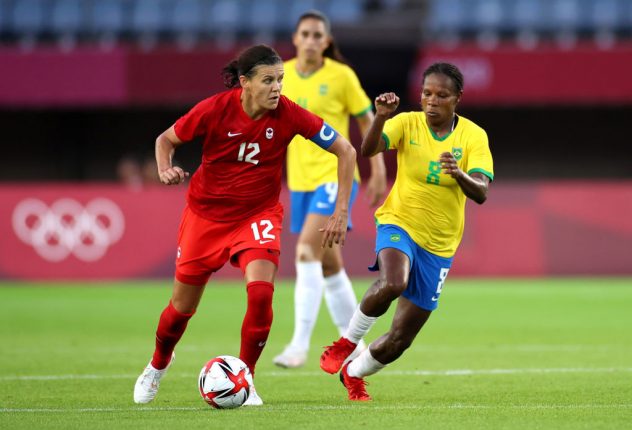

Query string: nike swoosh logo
[228,131,242,137]
[431,296,439,302]
[259,240,273,244]
[258,341,267,347]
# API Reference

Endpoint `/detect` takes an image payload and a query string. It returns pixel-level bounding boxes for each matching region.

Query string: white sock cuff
[348,347,385,378]
[366,347,385,368]
[356,307,378,324]
[345,306,378,344]
[296,261,324,279]
[324,269,348,285]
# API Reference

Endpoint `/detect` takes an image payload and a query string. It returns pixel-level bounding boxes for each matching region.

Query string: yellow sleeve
[382,113,407,151]
[342,67,372,117]
[465,129,494,181]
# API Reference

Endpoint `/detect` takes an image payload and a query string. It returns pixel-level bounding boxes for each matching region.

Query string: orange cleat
[340,362,371,401]
[320,337,357,374]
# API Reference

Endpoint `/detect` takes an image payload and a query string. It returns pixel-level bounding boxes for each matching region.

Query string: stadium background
[0,0,630,279]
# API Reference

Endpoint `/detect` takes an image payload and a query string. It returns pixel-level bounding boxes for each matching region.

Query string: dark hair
[422,62,464,94]
[221,44,283,88]
[296,10,347,64]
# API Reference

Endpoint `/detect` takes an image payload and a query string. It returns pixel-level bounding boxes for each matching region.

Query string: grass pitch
[1,278,631,429]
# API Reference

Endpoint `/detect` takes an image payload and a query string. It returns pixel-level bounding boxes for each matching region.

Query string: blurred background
[0,0,630,280]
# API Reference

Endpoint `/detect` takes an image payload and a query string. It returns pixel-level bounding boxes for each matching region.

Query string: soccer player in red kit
[133,45,356,406]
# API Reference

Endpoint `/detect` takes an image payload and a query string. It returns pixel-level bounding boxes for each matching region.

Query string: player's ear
[292,31,300,48]
[238,75,249,89]
[324,36,332,51]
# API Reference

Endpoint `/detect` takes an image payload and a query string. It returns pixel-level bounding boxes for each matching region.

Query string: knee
[380,278,408,298]
[170,298,196,315]
[296,242,321,263]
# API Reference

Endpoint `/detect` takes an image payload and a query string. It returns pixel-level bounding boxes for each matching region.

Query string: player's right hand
[319,210,348,248]
[159,166,189,185]
[375,92,399,116]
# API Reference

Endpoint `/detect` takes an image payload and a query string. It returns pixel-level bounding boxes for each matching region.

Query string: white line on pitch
[1,404,631,413]
[1,367,631,381]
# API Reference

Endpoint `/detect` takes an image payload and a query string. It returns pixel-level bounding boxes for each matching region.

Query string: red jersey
[174,88,323,221]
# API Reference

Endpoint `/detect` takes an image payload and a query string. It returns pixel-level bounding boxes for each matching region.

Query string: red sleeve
[173,97,215,141]
[282,96,323,139]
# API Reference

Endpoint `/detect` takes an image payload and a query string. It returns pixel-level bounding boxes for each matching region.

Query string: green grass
[1,278,631,429]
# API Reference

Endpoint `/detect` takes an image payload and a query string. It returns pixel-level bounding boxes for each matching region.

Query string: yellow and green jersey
[376,111,494,257]
[283,57,372,191]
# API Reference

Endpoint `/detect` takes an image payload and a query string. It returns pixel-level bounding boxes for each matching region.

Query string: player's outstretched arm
[319,135,356,248]
[155,125,190,185]
[439,152,490,204]
[361,92,400,157]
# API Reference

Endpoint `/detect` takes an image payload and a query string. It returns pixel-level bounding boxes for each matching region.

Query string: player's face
[421,73,461,124]
[245,64,285,110]
[293,18,330,62]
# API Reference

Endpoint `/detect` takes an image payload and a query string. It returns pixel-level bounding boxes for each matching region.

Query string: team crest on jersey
[390,234,401,242]
[319,84,328,95]
[452,147,463,161]
[266,128,274,139]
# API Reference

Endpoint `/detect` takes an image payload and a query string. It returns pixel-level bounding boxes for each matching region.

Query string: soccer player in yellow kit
[273,10,387,368]
[320,63,494,401]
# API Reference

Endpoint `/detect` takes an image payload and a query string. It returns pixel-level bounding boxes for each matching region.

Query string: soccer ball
[198,355,252,409]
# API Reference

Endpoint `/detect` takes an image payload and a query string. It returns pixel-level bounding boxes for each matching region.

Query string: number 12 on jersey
[238,142,260,165]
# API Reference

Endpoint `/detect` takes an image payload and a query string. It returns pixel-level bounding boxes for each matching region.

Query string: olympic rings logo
[12,198,125,262]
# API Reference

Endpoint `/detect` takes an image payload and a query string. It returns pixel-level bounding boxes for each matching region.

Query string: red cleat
[320,337,357,374]
[340,362,371,401]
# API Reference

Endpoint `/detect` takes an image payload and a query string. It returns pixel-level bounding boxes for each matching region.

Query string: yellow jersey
[375,112,494,257]
[283,57,372,191]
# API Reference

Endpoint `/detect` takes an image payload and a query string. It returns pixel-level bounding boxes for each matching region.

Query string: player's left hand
[319,210,348,248]
[439,152,462,179]
[365,172,387,207]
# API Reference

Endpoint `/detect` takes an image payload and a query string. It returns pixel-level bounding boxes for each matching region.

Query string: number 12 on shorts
[250,219,275,244]
[431,268,450,301]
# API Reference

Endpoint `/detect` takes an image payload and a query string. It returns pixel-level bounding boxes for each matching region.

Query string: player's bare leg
[339,296,431,401]
[360,248,411,317]
[366,296,431,364]
[320,248,409,373]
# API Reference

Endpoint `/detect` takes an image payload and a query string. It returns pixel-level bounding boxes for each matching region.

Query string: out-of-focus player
[273,10,387,369]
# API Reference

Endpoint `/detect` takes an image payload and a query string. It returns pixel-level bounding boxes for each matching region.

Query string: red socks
[239,281,274,376]
[151,301,194,369]
[150,282,273,375]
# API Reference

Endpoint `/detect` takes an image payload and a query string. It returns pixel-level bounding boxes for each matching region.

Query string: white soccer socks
[324,270,358,336]
[288,261,325,352]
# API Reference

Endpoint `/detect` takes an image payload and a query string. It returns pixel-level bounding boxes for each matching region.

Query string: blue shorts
[370,224,454,311]
[289,181,359,234]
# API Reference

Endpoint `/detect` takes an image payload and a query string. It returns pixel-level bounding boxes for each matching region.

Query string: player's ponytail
[296,10,347,65]
[221,45,283,88]
[222,60,240,88]
[323,39,347,64]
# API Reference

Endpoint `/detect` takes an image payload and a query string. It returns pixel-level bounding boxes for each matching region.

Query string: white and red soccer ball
[198,355,253,409]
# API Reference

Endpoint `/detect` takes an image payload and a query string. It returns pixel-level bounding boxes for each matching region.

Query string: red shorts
[175,202,283,286]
